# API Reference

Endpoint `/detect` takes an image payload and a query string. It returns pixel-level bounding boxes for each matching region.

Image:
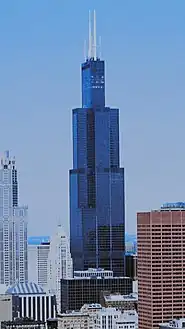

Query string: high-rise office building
[69,11,125,276]
[28,236,50,289]
[137,202,185,329]
[47,225,73,311]
[0,151,28,285]
[61,272,132,313]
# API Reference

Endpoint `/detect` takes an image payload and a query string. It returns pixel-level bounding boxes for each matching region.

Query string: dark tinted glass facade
[70,57,125,276]
[60,277,132,313]
[125,254,137,280]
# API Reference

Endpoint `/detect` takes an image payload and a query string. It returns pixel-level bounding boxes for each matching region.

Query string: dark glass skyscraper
[69,11,125,276]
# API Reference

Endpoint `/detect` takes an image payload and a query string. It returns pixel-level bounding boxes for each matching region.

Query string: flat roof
[61,276,131,281]
[104,293,138,302]
[58,312,89,318]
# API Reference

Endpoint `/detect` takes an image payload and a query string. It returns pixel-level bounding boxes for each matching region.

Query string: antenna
[88,10,92,59]
[98,36,101,59]
[93,10,97,60]
[87,10,99,60]
[84,40,87,61]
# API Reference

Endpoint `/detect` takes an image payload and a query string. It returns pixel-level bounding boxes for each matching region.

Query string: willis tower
[69,11,125,276]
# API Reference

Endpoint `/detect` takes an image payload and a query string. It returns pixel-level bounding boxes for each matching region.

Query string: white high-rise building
[47,225,73,310]
[28,236,50,289]
[0,151,28,285]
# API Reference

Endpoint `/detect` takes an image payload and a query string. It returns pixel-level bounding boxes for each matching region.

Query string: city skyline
[0,1,184,236]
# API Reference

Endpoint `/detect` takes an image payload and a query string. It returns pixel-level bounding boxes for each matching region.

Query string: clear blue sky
[0,0,184,236]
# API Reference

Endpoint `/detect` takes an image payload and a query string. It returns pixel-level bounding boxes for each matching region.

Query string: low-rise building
[159,318,185,329]
[58,311,92,329]
[61,270,132,312]
[47,318,58,329]
[58,304,138,329]
[94,307,122,329]
[100,292,138,311]
[6,282,56,322]
[1,318,45,329]
[0,294,19,324]
[115,311,138,329]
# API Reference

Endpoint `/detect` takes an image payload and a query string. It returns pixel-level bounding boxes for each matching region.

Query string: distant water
[125,233,137,242]
[28,236,50,245]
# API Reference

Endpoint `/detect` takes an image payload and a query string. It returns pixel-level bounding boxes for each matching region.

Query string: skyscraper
[0,151,28,285]
[28,236,50,289]
[69,12,125,276]
[47,225,73,311]
[137,202,185,329]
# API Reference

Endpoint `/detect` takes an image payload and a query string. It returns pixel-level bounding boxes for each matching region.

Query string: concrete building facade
[47,225,73,311]
[58,304,138,329]
[28,236,50,289]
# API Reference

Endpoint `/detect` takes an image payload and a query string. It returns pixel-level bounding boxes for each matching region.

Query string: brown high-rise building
[137,203,185,329]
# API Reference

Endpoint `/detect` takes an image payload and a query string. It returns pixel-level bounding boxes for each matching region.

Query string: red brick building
[137,203,185,329]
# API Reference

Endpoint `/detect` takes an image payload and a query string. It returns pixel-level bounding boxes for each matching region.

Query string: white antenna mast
[93,10,97,60]
[99,36,101,59]
[84,40,87,61]
[88,10,92,59]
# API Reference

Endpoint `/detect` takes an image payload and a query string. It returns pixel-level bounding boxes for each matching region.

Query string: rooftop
[62,276,130,281]
[58,306,137,322]
[161,202,185,210]
[104,293,138,302]
[2,318,45,325]
[74,268,114,278]
[81,303,102,309]
[74,268,113,273]
[0,284,8,294]
[58,312,90,318]
[160,319,185,328]
[59,305,122,317]
[116,311,138,324]
[6,282,45,295]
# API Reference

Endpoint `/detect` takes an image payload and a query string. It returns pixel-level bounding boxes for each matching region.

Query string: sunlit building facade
[47,225,73,311]
[0,151,28,285]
